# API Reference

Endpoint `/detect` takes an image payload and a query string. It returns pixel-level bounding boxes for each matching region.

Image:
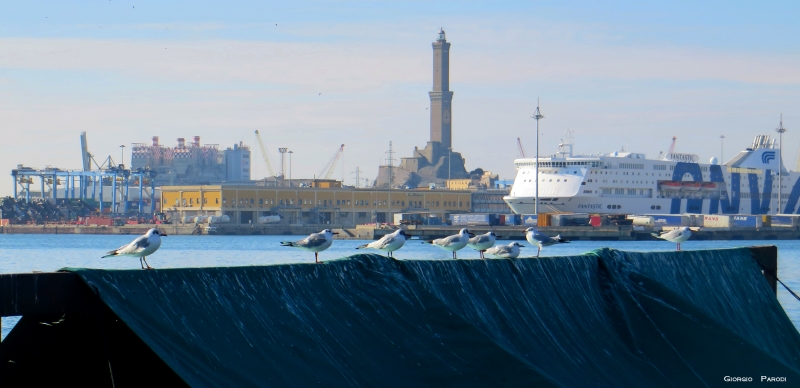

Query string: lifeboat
[682,182,702,191]
[659,181,683,191]
[701,182,717,191]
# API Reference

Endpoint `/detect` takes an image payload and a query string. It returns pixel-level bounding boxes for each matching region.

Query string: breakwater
[2,247,798,386]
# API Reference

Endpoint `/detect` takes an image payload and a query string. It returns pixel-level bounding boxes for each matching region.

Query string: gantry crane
[318,144,345,179]
[254,130,277,178]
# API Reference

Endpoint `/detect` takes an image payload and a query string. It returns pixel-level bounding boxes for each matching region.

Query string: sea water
[2,234,799,339]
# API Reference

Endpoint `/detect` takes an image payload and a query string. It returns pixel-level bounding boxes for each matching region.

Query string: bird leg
[677,243,681,251]
[480,250,485,259]
[315,252,320,263]
[537,247,541,257]
[453,251,457,260]
[139,258,145,269]
[142,256,153,270]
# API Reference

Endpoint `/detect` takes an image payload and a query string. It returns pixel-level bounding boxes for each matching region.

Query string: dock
[3,223,800,241]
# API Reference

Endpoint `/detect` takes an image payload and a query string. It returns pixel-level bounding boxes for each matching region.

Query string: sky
[2,1,800,195]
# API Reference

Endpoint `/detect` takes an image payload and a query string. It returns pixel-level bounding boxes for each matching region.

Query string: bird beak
[332,232,339,235]
[161,231,168,236]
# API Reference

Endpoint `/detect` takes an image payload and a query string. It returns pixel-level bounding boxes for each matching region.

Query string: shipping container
[589,215,602,227]
[551,213,589,227]
[650,215,688,226]
[702,215,731,228]
[771,215,795,227]
[0,219,8,226]
[449,214,496,226]
[522,215,538,226]
[84,217,113,226]
[426,217,442,226]
[536,214,551,227]
[208,215,231,224]
[257,215,281,224]
[503,214,519,226]
[629,216,655,226]
[193,216,209,224]
[731,215,762,228]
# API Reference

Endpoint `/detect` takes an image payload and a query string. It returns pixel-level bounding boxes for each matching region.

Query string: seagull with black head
[102,228,167,269]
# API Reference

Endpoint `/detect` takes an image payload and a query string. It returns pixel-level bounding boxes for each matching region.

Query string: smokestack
[152,136,159,147]
[194,136,201,147]
[178,138,185,148]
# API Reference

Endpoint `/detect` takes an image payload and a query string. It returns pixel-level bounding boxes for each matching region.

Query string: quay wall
[2,224,800,241]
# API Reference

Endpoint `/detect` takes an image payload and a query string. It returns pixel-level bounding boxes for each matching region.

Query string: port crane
[668,136,677,154]
[254,130,277,178]
[517,137,527,158]
[318,144,345,179]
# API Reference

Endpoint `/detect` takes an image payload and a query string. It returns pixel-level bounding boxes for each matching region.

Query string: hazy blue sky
[2,1,800,194]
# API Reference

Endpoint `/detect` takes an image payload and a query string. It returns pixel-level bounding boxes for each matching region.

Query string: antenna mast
[385,141,396,188]
[777,115,787,214]
[532,98,544,216]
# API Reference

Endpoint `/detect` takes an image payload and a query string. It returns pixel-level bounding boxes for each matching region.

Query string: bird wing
[107,235,149,256]
[487,245,509,255]
[298,233,328,248]
[434,234,461,246]
[469,234,491,245]
[376,235,398,249]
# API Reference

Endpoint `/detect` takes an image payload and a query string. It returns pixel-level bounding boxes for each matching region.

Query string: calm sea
[2,234,800,339]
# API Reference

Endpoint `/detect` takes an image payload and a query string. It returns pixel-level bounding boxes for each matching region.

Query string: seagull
[102,228,167,269]
[485,242,525,258]
[651,227,692,251]
[467,231,497,258]
[281,229,338,263]
[356,229,407,258]
[525,227,569,257]
[424,228,475,259]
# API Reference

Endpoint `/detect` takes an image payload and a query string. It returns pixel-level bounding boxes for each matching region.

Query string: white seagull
[281,229,339,263]
[525,227,569,257]
[485,241,525,259]
[102,228,167,269]
[424,228,475,259]
[467,231,498,258]
[356,229,407,258]
[651,227,692,251]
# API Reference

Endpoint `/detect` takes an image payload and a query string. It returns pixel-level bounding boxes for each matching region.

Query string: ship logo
[762,151,776,164]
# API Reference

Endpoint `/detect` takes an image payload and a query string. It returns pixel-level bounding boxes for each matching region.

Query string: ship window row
[619,163,644,169]
[522,161,602,168]
[653,165,667,170]
[600,187,653,198]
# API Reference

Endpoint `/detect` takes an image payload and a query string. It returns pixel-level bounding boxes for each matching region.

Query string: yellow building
[160,185,473,225]
[446,179,472,190]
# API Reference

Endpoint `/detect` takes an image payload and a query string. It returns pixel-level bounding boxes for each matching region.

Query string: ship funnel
[152,136,159,147]
[194,136,201,147]
[177,138,186,148]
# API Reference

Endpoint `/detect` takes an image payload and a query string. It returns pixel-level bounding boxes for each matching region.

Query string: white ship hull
[504,135,797,216]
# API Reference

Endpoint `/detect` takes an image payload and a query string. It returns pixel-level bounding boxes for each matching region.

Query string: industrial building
[160,185,474,225]
[131,136,251,186]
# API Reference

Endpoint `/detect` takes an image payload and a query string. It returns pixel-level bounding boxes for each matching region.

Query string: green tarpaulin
[59,247,800,387]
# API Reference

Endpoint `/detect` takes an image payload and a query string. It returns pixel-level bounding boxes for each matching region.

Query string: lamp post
[288,150,293,187]
[532,99,544,215]
[719,135,725,163]
[776,115,787,214]
[119,145,126,168]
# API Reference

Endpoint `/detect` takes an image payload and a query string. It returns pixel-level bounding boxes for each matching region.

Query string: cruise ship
[504,134,798,215]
